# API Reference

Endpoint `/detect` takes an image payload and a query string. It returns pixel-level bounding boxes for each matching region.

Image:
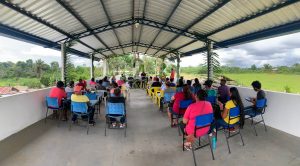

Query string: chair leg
[253,120,258,136]
[177,116,181,136]
[239,129,245,146]
[87,116,90,135]
[192,145,197,166]
[261,114,267,132]
[223,130,231,154]
[208,135,215,160]
[45,108,48,124]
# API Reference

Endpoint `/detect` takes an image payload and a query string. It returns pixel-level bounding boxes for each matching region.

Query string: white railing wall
[0,88,51,141]
[237,87,300,137]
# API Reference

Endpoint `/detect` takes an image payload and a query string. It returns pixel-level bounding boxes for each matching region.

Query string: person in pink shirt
[182,89,213,150]
[117,79,125,87]
[49,81,67,120]
[168,85,195,126]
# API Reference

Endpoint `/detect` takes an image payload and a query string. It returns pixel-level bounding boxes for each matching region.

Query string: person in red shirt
[49,81,67,120]
[76,79,86,90]
[181,89,213,150]
[168,85,195,126]
[170,68,175,80]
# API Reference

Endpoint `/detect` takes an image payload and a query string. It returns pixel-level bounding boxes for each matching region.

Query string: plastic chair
[186,113,215,166]
[171,99,193,136]
[206,96,217,105]
[69,102,90,135]
[85,92,100,119]
[245,98,267,136]
[45,96,63,124]
[158,91,175,111]
[217,107,245,154]
[105,102,127,137]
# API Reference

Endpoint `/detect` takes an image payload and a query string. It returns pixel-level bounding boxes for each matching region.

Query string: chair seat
[246,111,262,117]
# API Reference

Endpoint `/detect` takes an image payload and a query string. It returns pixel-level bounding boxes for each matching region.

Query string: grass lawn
[0,78,41,88]
[181,73,300,93]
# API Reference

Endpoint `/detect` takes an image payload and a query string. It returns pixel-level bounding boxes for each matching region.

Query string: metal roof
[0,0,300,60]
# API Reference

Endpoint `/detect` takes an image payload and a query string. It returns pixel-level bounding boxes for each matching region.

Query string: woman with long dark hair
[192,78,202,94]
[168,85,195,126]
[218,87,245,128]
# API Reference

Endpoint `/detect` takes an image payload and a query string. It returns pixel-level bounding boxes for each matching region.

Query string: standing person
[218,79,230,104]
[49,81,67,120]
[244,81,266,115]
[71,86,95,125]
[181,89,213,150]
[141,72,147,88]
[170,68,175,81]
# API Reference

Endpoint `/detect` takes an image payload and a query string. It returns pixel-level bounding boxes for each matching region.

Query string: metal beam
[99,0,125,54]
[206,0,300,37]
[55,0,108,57]
[57,18,209,43]
[0,23,93,59]
[131,0,135,52]
[184,19,300,56]
[160,40,198,57]
[0,0,100,59]
[152,0,230,56]
[136,0,148,52]
[145,0,182,54]
[99,42,181,55]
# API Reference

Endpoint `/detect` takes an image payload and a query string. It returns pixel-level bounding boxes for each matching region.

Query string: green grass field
[181,73,300,93]
[0,78,41,88]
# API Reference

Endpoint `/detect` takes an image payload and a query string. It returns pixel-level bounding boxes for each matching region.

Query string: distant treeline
[181,64,300,74]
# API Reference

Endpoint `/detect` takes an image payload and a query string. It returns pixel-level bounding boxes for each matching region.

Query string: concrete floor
[0,89,299,166]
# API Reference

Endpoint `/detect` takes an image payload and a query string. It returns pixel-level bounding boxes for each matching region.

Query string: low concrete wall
[237,87,300,137]
[0,88,51,141]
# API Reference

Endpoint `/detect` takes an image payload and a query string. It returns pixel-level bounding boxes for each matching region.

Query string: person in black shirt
[244,80,266,115]
[151,77,162,87]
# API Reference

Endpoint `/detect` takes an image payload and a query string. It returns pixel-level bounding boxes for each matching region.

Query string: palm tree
[35,59,45,78]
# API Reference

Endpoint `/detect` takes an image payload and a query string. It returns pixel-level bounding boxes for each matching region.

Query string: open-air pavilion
[0,0,300,166]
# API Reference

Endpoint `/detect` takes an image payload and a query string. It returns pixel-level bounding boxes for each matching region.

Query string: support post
[207,40,213,80]
[103,59,108,76]
[176,54,180,82]
[90,54,95,78]
[61,42,66,83]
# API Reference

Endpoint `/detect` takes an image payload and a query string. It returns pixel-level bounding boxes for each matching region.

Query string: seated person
[169,78,176,87]
[151,77,162,87]
[65,81,74,93]
[176,78,184,92]
[128,76,134,88]
[217,87,244,130]
[168,85,195,126]
[192,78,202,92]
[107,88,126,128]
[218,79,230,104]
[76,78,86,90]
[111,75,116,83]
[181,89,213,150]
[186,80,194,93]
[89,77,97,86]
[120,74,127,82]
[102,76,110,87]
[110,82,119,95]
[160,77,170,91]
[244,81,266,115]
[204,80,217,97]
[117,78,125,87]
[71,86,95,125]
[49,81,67,120]
[96,80,107,90]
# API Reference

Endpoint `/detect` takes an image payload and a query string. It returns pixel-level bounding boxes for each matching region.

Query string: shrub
[40,75,50,87]
[284,85,291,93]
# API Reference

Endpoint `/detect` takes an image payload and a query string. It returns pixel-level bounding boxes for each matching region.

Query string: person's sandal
[184,142,192,151]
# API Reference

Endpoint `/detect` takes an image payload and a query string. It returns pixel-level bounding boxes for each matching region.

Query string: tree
[250,64,257,70]
[263,64,272,71]
[35,59,45,78]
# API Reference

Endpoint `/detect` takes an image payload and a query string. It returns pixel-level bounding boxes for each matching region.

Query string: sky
[1,32,300,68]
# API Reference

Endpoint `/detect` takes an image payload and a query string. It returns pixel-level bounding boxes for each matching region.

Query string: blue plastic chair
[85,93,98,100]
[105,102,127,137]
[102,81,110,88]
[206,96,217,105]
[246,98,267,136]
[70,102,90,134]
[188,113,215,165]
[45,96,63,124]
[217,107,245,154]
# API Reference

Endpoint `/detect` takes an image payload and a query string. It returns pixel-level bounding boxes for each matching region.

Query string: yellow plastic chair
[149,87,160,100]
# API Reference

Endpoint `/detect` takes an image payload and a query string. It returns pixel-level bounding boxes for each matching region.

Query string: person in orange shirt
[49,81,67,120]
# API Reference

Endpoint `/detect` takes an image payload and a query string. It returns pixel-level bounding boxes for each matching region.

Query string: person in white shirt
[65,81,74,93]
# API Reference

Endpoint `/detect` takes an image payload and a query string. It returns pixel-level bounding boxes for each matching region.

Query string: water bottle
[211,129,217,150]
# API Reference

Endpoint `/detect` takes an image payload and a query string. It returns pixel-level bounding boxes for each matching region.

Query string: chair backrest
[46,96,59,108]
[152,87,161,93]
[85,93,97,100]
[102,81,110,87]
[195,113,214,128]
[206,96,216,104]
[163,92,175,102]
[71,102,88,113]
[179,99,193,109]
[106,102,125,115]
[256,98,267,113]
[193,86,201,94]
[67,92,73,99]
[228,107,240,124]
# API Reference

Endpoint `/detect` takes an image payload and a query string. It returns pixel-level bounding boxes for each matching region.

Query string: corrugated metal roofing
[0,0,300,60]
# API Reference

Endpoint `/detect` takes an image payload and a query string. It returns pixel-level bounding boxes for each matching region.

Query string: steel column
[90,54,95,78]
[207,41,213,80]
[176,55,180,82]
[61,43,67,83]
